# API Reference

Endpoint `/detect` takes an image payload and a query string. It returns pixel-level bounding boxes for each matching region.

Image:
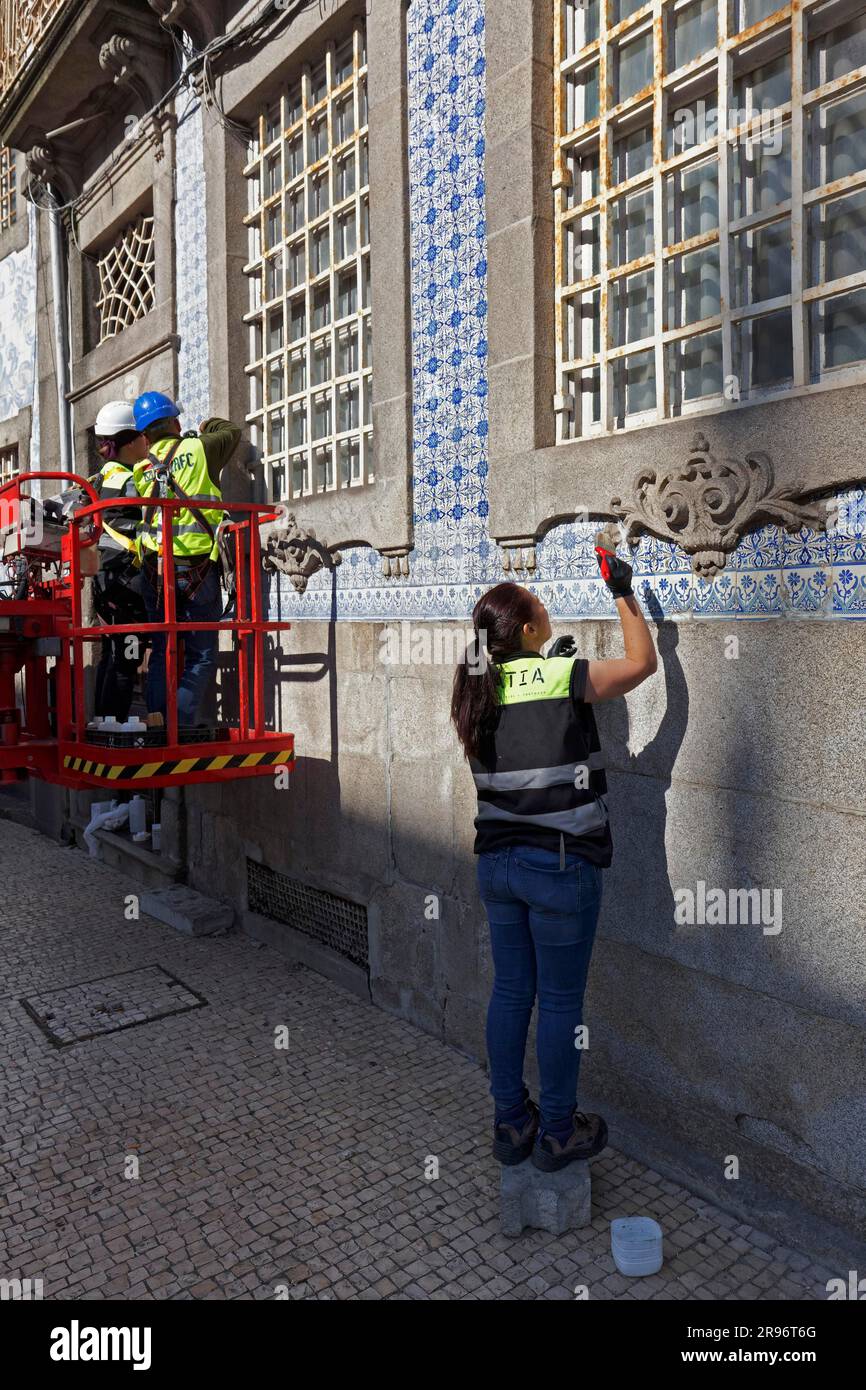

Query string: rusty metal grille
[554,0,866,440]
[0,145,15,229]
[243,19,373,501]
[96,212,156,342]
[247,859,369,968]
[0,0,68,109]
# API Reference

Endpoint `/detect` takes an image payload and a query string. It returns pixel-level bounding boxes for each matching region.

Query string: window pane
[564,288,601,360]
[734,53,791,115]
[737,309,793,388]
[732,126,791,218]
[313,337,331,386]
[289,298,306,342]
[809,187,866,289]
[612,269,654,345]
[338,268,358,319]
[565,211,600,282]
[808,87,866,187]
[612,124,653,183]
[566,147,600,206]
[669,330,723,404]
[666,246,721,327]
[666,157,719,241]
[670,0,717,71]
[288,350,306,396]
[667,92,718,155]
[735,0,782,32]
[616,30,653,104]
[313,391,331,440]
[611,188,654,265]
[613,348,656,417]
[312,226,330,275]
[731,218,791,306]
[312,284,331,330]
[811,287,866,372]
[808,8,866,87]
[613,0,648,23]
[565,0,601,54]
[566,63,600,128]
[337,325,359,375]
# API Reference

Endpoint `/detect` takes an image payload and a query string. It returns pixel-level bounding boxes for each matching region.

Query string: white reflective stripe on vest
[472,752,606,791]
[474,796,609,835]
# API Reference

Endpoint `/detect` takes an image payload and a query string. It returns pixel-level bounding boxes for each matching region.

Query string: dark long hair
[451,582,537,761]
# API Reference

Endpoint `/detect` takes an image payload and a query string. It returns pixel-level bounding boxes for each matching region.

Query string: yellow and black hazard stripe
[63,748,294,781]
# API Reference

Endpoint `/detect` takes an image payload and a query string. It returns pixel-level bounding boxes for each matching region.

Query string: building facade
[1,0,865,1246]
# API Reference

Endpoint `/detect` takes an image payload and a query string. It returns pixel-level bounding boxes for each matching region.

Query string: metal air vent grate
[247,859,368,969]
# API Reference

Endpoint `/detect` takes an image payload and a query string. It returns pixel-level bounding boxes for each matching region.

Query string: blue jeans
[477,845,603,1131]
[141,560,222,726]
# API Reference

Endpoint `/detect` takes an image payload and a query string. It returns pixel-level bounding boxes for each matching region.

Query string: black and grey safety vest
[469,652,612,867]
[91,461,139,561]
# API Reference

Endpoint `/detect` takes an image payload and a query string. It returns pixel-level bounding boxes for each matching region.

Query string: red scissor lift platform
[0,472,295,790]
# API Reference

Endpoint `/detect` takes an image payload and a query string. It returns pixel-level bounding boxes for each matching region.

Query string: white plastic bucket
[611,1217,664,1276]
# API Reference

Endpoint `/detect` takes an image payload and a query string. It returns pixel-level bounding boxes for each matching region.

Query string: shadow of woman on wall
[592,587,690,948]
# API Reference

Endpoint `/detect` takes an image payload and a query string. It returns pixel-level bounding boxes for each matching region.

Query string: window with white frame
[554,0,866,439]
[243,20,372,500]
[0,443,19,485]
[0,146,15,232]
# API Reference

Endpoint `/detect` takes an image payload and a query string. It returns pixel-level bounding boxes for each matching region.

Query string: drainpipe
[47,186,73,474]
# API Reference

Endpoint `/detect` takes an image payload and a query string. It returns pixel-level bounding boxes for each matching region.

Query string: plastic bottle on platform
[128,795,147,837]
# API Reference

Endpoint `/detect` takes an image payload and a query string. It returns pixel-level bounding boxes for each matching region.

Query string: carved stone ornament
[99,34,161,108]
[261,513,343,595]
[378,546,411,579]
[499,538,537,574]
[610,432,829,576]
[24,142,78,204]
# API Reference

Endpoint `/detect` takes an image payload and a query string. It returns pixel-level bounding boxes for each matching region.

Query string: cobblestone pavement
[0,818,840,1301]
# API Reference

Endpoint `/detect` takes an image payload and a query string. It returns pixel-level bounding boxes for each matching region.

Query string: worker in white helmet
[90,401,150,721]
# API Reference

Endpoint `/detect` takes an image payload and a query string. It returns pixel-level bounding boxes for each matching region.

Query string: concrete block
[500,1160,592,1236]
[140,886,234,937]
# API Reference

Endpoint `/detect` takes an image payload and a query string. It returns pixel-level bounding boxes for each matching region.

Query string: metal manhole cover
[20,965,207,1046]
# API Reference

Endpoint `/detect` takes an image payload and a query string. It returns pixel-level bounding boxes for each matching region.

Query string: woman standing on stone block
[451,537,657,1171]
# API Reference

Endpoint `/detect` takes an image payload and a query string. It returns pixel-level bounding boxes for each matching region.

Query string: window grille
[0,146,15,231]
[95,212,156,343]
[554,0,866,439]
[0,443,18,485]
[243,20,373,500]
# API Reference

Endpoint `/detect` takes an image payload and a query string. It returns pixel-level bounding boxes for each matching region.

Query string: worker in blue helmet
[131,390,241,728]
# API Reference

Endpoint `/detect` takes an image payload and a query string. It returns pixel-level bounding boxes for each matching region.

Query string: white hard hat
[94,400,138,437]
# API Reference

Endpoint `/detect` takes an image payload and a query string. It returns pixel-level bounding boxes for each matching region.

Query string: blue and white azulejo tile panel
[262,0,866,621]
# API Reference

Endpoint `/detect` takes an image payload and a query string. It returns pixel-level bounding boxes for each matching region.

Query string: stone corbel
[261,512,343,595]
[98,33,170,156]
[377,546,412,579]
[23,141,79,206]
[499,537,538,575]
[610,432,829,577]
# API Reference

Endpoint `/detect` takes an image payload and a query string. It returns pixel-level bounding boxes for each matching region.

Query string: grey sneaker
[532,1109,608,1171]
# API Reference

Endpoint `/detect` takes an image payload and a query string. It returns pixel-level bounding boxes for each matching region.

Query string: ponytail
[450,582,537,761]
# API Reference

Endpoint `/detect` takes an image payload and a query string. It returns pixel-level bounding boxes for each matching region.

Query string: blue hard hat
[133,390,181,432]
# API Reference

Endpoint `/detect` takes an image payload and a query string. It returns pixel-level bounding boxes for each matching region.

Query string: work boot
[532,1108,608,1171]
[492,1098,540,1166]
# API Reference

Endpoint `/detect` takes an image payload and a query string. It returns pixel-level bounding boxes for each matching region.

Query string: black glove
[595,541,634,598]
[548,635,577,658]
